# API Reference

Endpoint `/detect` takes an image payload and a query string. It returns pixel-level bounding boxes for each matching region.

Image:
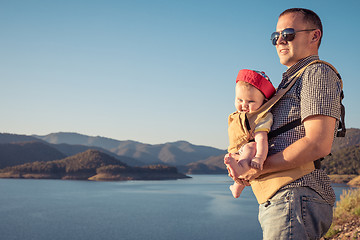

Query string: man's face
[275,13,315,68]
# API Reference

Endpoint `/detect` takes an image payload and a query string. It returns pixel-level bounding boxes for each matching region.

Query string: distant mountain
[0,133,46,144]
[33,132,130,150]
[49,143,144,166]
[181,154,227,174]
[0,149,189,181]
[0,141,66,169]
[0,133,142,167]
[34,132,226,166]
[182,162,226,174]
[2,128,359,176]
[197,154,227,169]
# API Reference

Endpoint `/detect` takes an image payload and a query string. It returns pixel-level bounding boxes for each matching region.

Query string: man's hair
[280,8,323,47]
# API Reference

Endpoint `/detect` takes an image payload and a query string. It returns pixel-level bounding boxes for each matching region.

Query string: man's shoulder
[302,60,339,80]
[304,60,338,73]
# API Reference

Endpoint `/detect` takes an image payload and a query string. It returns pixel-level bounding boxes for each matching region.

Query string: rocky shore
[322,216,360,240]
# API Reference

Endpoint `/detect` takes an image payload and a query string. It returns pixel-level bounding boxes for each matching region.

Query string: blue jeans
[258,187,333,240]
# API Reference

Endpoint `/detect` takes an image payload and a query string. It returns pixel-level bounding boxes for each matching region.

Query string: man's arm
[241,114,336,180]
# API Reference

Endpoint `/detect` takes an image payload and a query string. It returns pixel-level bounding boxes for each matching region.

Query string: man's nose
[277,34,287,45]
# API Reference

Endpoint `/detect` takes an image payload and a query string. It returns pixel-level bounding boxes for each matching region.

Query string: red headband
[236,69,276,99]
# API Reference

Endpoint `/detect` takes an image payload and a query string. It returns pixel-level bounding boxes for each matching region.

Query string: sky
[1,0,359,150]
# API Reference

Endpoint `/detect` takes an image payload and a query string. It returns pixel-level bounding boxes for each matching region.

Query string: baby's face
[235,84,265,113]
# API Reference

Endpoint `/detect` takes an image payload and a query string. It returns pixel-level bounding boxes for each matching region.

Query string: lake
[0,175,351,240]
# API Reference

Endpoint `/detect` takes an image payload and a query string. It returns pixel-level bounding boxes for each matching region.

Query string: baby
[224,69,275,198]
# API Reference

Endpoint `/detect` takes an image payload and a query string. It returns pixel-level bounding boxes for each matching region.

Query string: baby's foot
[250,157,264,170]
[229,183,245,198]
[224,153,242,178]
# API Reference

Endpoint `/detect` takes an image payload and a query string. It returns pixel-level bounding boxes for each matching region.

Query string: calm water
[0,175,350,240]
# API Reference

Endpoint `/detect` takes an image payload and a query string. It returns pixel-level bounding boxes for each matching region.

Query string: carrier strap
[267,118,323,169]
[265,60,345,169]
[268,118,301,140]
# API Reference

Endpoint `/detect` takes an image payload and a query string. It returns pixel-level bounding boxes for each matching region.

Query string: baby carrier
[228,60,345,204]
[228,59,345,162]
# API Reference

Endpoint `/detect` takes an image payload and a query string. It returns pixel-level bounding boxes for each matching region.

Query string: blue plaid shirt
[269,55,342,206]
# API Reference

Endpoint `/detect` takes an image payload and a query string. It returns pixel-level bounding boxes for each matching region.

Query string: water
[332,183,356,202]
[0,175,351,240]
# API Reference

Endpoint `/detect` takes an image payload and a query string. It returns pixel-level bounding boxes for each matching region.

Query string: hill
[34,132,226,166]
[1,128,359,176]
[0,133,142,167]
[331,128,360,152]
[33,132,127,150]
[320,128,360,176]
[49,143,144,166]
[0,133,46,144]
[0,141,66,169]
[0,149,189,181]
[322,144,360,175]
[181,154,227,174]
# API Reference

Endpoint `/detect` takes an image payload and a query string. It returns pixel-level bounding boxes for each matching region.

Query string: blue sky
[1,0,359,149]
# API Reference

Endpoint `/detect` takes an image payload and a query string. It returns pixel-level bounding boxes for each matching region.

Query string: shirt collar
[283,55,320,79]
[278,55,319,90]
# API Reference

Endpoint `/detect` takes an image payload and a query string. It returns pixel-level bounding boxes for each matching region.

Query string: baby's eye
[237,99,243,102]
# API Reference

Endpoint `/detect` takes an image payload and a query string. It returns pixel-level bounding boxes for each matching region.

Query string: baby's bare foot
[224,154,240,178]
[225,153,252,178]
[229,183,245,198]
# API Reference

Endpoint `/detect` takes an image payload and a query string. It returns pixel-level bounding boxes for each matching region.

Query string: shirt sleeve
[300,63,342,122]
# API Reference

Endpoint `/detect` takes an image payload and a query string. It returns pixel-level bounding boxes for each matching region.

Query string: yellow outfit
[227,111,273,154]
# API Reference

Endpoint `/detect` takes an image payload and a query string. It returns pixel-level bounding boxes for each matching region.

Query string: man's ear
[311,29,321,43]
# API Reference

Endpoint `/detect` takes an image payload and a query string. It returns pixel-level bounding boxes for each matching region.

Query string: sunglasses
[270,28,316,46]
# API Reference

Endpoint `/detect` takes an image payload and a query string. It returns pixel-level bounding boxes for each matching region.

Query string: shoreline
[329,174,360,186]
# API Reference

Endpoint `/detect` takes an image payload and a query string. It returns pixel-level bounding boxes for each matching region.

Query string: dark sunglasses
[270,28,316,46]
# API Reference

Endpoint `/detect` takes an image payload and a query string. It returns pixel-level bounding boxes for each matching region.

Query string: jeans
[258,186,333,240]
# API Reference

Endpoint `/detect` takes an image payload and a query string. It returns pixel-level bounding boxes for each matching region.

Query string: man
[235,8,342,239]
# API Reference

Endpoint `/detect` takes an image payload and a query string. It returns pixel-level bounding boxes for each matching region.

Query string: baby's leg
[224,142,256,178]
[229,181,245,198]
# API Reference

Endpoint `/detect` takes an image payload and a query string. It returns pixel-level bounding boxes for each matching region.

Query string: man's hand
[238,167,262,181]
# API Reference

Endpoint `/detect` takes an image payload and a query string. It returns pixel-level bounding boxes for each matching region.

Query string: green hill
[331,128,360,152]
[322,144,360,175]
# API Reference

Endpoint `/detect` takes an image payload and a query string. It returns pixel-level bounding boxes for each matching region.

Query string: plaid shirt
[269,55,342,206]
